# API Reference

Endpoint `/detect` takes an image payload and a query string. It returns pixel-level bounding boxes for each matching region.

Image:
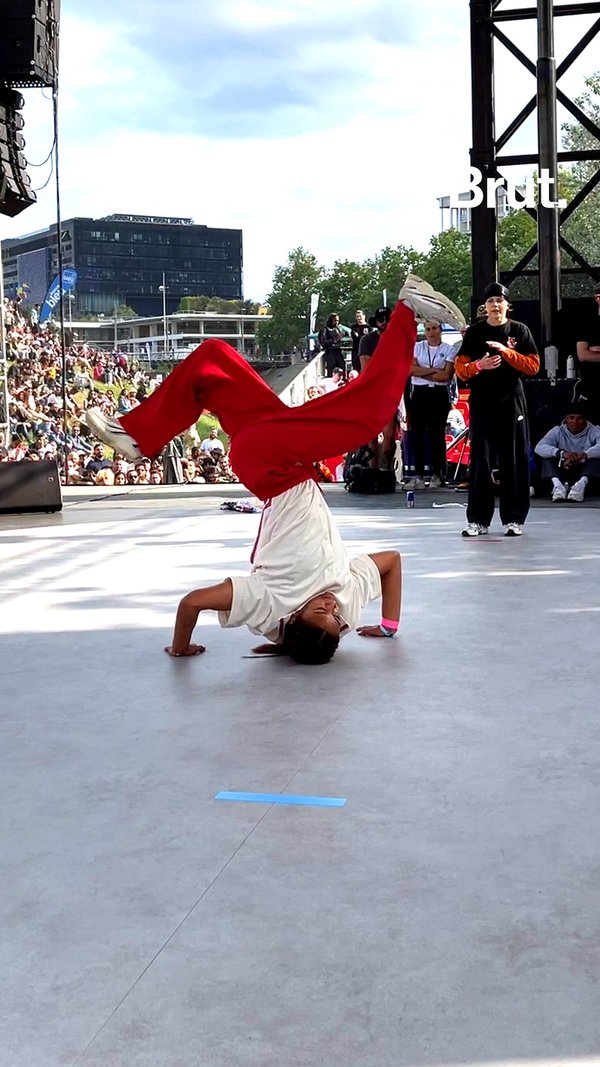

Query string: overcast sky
[1,0,596,299]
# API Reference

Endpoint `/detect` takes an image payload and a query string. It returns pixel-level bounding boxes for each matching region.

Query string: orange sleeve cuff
[502,350,540,375]
[455,354,479,381]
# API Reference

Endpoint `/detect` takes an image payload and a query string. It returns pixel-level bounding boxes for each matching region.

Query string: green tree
[319,246,425,328]
[495,169,589,299]
[368,245,426,308]
[419,229,472,316]
[113,304,138,319]
[178,295,211,312]
[560,71,600,289]
[561,72,600,183]
[257,247,325,353]
[498,208,537,272]
[319,259,374,325]
[177,296,261,314]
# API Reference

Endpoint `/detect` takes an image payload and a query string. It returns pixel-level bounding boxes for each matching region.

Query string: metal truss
[470,0,600,346]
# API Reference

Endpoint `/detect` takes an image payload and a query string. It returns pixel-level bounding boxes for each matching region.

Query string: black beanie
[566,400,589,418]
[484,281,510,300]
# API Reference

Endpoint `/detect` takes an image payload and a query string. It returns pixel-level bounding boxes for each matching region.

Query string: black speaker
[0,85,37,217]
[523,378,581,445]
[0,459,62,513]
[0,0,60,88]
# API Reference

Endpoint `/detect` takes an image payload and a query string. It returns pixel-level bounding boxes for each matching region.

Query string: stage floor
[2,485,600,1067]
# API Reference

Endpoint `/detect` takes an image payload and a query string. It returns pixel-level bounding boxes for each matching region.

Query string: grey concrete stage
[1,485,600,1067]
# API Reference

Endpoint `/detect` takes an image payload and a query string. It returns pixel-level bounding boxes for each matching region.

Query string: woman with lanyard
[405,320,457,487]
[455,281,540,537]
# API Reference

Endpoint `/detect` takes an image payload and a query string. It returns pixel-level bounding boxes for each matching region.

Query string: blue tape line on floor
[215,791,346,807]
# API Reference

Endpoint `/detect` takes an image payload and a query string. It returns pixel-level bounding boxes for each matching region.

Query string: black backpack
[344,445,396,494]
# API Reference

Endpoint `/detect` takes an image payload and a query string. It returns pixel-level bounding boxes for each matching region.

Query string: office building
[1,213,243,316]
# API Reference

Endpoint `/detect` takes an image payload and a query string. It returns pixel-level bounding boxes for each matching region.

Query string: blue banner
[38,268,78,324]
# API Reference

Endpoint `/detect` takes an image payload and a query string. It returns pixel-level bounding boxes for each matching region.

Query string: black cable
[32,155,55,191]
[27,135,57,169]
[47,0,70,486]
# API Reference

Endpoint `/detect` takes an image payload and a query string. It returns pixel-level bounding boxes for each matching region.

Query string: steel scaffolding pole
[536,0,562,349]
[469,0,499,299]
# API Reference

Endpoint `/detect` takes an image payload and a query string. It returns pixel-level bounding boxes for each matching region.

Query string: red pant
[122,301,416,500]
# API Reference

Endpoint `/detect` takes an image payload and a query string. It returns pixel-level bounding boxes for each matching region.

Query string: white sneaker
[399,274,466,331]
[84,407,144,462]
[551,482,568,502]
[429,474,443,488]
[462,522,488,537]
[567,481,586,502]
[504,522,523,536]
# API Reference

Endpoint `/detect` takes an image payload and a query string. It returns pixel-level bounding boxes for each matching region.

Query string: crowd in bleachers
[0,297,238,486]
[4,293,598,502]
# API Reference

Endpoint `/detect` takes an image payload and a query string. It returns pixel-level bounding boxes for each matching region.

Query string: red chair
[447,392,471,476]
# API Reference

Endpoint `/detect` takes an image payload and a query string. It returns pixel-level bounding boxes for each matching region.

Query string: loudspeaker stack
[0,459,63,514]
[0,0,60,88]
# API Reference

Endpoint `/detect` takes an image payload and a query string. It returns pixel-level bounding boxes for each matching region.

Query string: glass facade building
[1,213,243,316]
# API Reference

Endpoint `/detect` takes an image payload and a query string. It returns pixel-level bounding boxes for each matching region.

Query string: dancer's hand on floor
[164,644,206,657]
[356,625,393,639]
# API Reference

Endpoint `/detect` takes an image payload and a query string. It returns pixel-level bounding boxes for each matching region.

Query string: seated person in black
[575,282,600,425]
[358,307,397,469]
[318,314,343,377]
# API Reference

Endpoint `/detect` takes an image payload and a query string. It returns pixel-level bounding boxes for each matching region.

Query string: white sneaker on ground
[461,522,488,537]
[567,480,586,502]
[84,407,144,462]
[399,274,466,331]
[551,482,568,502]
[504,522,523,536]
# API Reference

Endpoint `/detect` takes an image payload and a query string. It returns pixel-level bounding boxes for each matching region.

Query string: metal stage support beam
[469,0,600,363]
[470,0,499,294]
[537,0,562,350]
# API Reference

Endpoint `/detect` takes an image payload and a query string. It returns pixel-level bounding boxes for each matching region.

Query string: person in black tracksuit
[455,282,540,537]
[357,306,398,469]
[575,281,600,425]
[318,314,344,377]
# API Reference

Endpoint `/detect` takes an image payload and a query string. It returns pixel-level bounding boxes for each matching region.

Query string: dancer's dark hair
[252,619,339,665]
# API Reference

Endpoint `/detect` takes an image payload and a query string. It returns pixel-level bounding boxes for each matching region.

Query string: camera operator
[356,307,398,470]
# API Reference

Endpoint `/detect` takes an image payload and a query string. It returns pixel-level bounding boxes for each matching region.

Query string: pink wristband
[380,617,399,631]
[475,359,483,371]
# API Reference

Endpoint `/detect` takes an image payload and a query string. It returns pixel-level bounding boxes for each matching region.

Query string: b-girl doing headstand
[85,276,464,664]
